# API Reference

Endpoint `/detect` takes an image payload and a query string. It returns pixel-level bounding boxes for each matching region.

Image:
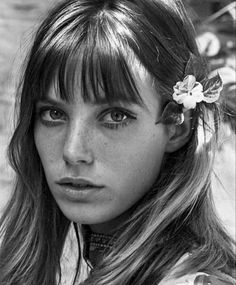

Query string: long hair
[0,0,235,284]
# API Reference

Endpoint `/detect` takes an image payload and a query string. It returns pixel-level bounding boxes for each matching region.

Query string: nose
[62,122,94,166]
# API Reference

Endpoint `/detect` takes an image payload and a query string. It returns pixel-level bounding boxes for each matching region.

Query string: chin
[57,202,113,226]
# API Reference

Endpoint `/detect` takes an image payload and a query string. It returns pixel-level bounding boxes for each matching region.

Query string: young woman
[0,0,235,284]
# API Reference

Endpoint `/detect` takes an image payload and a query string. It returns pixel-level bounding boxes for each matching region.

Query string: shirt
[59,225,235,285]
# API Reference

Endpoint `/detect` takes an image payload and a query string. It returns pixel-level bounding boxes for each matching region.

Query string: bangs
[35,27,143,105]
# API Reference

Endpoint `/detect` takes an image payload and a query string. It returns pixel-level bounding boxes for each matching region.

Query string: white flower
[173,75,204,109]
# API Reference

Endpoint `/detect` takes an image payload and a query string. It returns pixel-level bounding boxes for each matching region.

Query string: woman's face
[34,67,170,233]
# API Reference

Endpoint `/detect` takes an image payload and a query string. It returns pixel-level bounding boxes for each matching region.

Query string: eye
[109,110,127,122]
[99,107,137,130]
[42,109,66,121]
[36,106,67,126]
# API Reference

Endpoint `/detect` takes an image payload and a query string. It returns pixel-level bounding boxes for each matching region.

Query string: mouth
[56,177,104,191]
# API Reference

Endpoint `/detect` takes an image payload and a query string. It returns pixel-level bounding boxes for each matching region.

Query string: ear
[165,111,192,153]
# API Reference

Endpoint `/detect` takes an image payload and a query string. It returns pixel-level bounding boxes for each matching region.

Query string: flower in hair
[172,74,223,110]
[157,74,223,125]
[173,75,204,109]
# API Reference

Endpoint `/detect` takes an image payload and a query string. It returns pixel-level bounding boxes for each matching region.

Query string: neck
[87,205,136,234]
[82,226,117,267]
[89,222,118,235]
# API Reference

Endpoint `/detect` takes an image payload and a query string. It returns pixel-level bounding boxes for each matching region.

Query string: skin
[34,66,171,234]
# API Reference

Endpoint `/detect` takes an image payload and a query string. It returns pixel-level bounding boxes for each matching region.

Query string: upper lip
[56,177,104,188]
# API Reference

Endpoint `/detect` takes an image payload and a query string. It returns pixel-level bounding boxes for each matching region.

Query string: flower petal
[192,82,203,92]
[184,75,196,90]
[174,81,187,93]
[182,96,197,109]
[191,90,204,102]
[173,92,188,104]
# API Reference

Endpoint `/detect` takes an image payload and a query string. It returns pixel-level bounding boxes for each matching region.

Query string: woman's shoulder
[159,273,235,285]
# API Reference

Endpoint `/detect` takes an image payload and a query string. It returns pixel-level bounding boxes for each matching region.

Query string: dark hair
[0,0,235,284]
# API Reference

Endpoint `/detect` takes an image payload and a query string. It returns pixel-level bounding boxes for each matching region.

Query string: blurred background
[0,0,235,237]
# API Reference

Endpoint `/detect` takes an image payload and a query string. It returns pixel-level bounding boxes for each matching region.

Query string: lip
[55,177,105,201]
[55,177,104,190]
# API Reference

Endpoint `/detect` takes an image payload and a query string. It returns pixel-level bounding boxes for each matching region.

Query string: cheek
[100,128,168,197]
[123,141,165,187]
[107,126,167,171]
[34,126,62,173]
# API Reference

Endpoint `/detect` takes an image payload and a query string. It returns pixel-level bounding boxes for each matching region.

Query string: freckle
[103,141,109,148]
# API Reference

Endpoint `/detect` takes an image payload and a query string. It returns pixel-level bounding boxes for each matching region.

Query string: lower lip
[56,184,104,201]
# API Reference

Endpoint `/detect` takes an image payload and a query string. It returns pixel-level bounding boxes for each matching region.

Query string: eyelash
[98,108,137,130]
[36,106,67,127]
[36,106,137,130]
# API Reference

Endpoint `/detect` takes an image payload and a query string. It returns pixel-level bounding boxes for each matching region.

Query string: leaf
[156,102,184,125]
[203,73,223,103]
